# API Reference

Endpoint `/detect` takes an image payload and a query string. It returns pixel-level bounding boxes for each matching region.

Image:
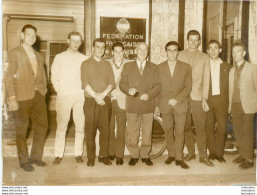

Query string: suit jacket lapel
[241,61,249,79]
[172,60,181,79]
[163,61,172,79]
[18,45,35,78]
[34,50,41,79]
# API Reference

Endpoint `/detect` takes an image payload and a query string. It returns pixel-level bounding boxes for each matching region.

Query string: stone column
[84,0,96,57]
[249,1,257,64]
[184,0,204,50]
[150,0,179,65]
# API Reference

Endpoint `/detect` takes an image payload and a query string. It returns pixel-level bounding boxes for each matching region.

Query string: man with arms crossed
[178,30,213,166]
[108,42,129,165]
[155,41,192,169]
[120,42,160,166]
[51,32,87,165]
[229,43,257,169]
[81,38,115,166]
[5,24,48,172]
[205,40,231,163]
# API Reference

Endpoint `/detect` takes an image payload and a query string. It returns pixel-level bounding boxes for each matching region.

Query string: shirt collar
[235,60,246,69]
[210,58,222,65]
[136,60,146,67]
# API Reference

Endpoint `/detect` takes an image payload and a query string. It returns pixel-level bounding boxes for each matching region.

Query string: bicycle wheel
[149,115,166,159]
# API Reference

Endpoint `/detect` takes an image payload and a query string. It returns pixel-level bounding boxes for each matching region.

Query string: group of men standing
[5,24,257,172]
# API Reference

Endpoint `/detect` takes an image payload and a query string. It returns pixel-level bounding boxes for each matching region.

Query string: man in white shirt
[107,42,129,165]
[51,32,87,165]
[205,40,231,163]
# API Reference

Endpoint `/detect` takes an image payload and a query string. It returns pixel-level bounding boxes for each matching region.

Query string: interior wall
[151,0,179,65]
[2,0,85,42]
[248,1,257,64]
[184,0,204,50]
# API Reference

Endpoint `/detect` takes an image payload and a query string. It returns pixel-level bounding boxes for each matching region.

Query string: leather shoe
[184,153,196,161]
[214,155,226,163]
[109,155,116,161]
[116,157,123,165]
[98,156,112,165]
[142,158,153,166]
[75,156,84,163]
[87,159,95,166]
[20,163,34,172]
[165,156,175,164]
[53,157,62,165]
[175,160,190,169]
[129,158,138,166]
[233,156,245,164]
[208,153,215,161]
[29,159,47,166]
[199,157,214,167]
[239,160,254,169]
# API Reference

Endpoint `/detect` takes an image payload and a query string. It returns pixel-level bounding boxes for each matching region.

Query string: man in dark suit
[205,40,231,163]
[5,24,48,172]
[229,43,257,169]
[155,41,192,169]
[120,42,160,166]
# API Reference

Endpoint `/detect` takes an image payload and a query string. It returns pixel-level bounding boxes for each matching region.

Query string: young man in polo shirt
[81,38,115,167]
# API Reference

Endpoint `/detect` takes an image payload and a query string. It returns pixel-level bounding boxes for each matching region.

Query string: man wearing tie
[120,42,160,166]
[155,41,192,169]
[229,43,257,169]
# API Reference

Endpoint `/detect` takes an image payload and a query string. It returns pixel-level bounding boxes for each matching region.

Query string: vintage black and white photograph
[1,0,257,190]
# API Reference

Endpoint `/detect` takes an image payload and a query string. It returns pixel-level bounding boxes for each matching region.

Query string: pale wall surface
[2,0,84,39]
[150,0,179,65]
[249,1,257,64]
[184,0,204,50]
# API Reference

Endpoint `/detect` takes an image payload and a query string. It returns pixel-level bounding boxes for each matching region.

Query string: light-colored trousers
[126,112,153,158]
[55,95,85,158]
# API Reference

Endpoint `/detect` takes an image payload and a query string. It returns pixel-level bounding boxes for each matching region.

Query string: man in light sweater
[51,32,87,165]
[108,42,129,165]
[178,30,213,167]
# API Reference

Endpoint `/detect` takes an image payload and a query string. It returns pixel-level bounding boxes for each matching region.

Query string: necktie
[139,62,143,75]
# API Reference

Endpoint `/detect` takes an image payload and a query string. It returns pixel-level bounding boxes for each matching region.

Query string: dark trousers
[14,91,48,165]
[109,100,127,158]
[232,102,254,160]
[184,98,207,158]
[84,97,112,159]
[206,95,228,157]
[162,109,186,160]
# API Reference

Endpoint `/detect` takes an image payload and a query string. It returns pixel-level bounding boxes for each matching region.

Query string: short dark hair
[187,30,201,40]
[208,40,221,49]
[232,42,246,51]
[165,41,180,51]
[112,42,124,51]
[22,24,37,33]
[68,31,82,40]
[93,38,106,47]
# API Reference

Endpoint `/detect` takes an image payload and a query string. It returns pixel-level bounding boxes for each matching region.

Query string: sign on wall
[100,17,146,59]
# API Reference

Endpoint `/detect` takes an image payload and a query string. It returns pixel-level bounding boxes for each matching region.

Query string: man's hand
[202,98,209,112]
[8,98,19,111]
[140,94,149,101]
[154,107,160,116]
[129,88,137,96]
[168,99,177,107]
[94,93,105,105]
